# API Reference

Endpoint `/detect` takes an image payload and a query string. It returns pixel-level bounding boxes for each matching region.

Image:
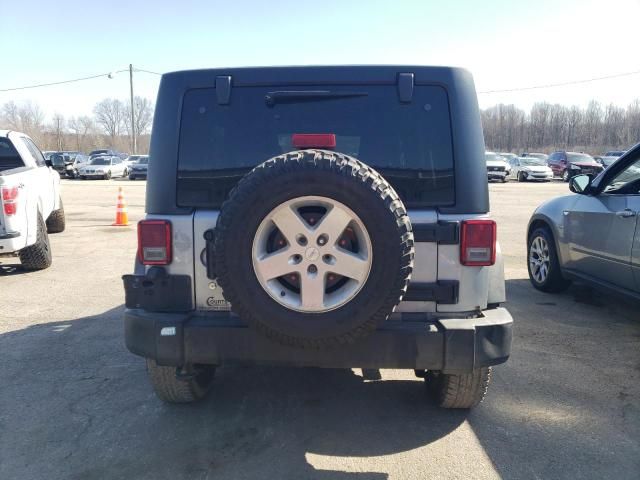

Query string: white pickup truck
[0,130,65,270]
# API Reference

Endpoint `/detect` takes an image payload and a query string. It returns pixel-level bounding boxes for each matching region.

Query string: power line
[0,70,128,92]
[134,68,162,76]
[478,69,640,94]
[2,66,639,94]
[0,67,162,92]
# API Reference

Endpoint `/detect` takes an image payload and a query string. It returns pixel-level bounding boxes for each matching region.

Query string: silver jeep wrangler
[123,66,513,408]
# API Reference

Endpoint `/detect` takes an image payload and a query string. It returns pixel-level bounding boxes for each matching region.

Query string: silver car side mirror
[569,174,591,194]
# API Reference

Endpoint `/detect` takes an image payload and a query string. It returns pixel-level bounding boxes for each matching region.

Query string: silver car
[509,156,553,182]
[527,143,640,298]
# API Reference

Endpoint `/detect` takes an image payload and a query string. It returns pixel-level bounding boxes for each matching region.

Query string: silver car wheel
[252,196,373,313]
[529,236,550,283]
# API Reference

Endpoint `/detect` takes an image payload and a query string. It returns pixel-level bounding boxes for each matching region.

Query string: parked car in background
[527,143,640,299]
[0,131,65,270]
[499,153,518,163]
[49,152,72,176]
[547,151,603,181]
[521,152,549,163]
[508,156,553,182]
[67,154,89,178]
[604,150,626,158]
[78,155,128,179]
[124,154,144,170]
[597,150,626,168]
[485,152,511,182]
[128,155,149,180]
[50,152,89,178]
[89,149,118,157]
[42,151,56,161]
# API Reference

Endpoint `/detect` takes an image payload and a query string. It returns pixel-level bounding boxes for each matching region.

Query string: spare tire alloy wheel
[214,150,414,349]
[252,196,372,312]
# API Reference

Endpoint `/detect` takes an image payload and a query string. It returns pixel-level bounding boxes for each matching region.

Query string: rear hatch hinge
[412,221,459,244]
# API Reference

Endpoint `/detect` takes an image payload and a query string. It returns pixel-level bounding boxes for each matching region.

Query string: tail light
[137,220,172,265]
[460,220,496,266]
[1,186,19,216]
[292,133,336,149]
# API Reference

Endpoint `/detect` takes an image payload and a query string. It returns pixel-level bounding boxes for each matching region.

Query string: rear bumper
[0,231,25,252]
[487,171,507,179]
[124,307,513,373]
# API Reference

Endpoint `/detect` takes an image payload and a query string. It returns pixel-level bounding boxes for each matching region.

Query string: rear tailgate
[178,81,454,313]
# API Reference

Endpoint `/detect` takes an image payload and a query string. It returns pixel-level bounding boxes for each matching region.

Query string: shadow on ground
[1,281,639,479]
[468,279,640,479]
[0,306,465,480]
[0,261,25,276]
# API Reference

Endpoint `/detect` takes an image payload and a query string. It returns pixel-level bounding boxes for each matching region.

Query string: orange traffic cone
[112,187,129,226]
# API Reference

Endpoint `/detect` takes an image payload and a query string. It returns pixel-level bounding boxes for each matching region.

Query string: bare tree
[1,101,20,130]
[51,114,66,151]
[68,116,96,152]
[93,98,126,146]
[123,96,154,152]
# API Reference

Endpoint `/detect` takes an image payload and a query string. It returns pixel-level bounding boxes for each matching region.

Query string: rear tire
[527,227,571,293]
[19,213,52,271]
[426,367,491,409]
[214,149,414,349]
[146,359,215,404]
[46,198,66,233]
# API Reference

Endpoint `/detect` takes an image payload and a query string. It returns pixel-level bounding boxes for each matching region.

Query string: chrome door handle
[615,209,636,218]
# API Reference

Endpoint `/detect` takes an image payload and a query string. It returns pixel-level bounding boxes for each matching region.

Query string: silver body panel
[530,190,640,294]
[144,208,506,315]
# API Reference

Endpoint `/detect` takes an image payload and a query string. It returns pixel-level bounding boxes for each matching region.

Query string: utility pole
[129,64,136,154]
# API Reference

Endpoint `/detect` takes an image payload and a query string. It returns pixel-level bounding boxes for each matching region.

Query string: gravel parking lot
[1,179,639,479]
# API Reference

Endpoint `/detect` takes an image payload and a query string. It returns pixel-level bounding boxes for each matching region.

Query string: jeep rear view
[123,66,513,408]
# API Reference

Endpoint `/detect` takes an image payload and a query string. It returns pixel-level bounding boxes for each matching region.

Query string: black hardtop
[147,65,489,215]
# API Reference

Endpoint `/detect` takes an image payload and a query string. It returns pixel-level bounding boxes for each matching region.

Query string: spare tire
[214,149,414,349]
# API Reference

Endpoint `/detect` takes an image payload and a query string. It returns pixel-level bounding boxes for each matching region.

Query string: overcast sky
[2,0,638,120]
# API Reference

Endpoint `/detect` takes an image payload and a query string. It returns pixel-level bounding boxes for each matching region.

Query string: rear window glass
[567,153,594,162]
[177,85,454,208]
[0,139,24,172]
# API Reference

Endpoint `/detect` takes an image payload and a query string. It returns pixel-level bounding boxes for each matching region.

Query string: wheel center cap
[305,247,320,261]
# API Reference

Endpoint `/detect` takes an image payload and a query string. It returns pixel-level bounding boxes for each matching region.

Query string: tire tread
[46,199,66,233]
[213,149,414,349]
[427,367,491,409]
[146,359,214,403]
[19,213,52,271]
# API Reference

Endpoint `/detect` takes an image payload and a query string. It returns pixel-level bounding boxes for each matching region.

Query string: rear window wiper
[265,90,368,107]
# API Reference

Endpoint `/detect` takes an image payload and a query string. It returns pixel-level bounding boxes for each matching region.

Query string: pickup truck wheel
[19,213,52,271]
[517,172,526,182]
[104,171,111,180]
[46,198,66,233]
[214,149,414,349]
[146,359,215,403]
[527,227,571,292]
[426,367,491,409]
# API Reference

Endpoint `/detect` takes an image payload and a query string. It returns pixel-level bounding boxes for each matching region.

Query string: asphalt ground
[1,178,638,479]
